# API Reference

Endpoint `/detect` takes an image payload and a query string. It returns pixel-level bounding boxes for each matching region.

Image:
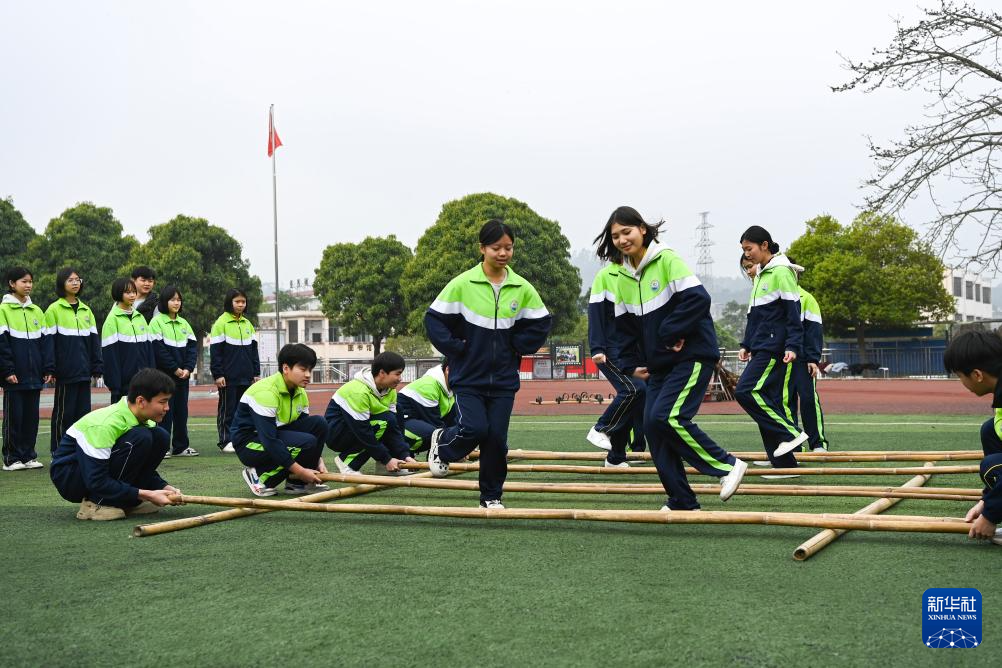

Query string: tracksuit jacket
[325,369,410,464]
[0,294,53,390]
[610,241,719,372]
[101,305,155,396]
[424,264,551,396]
[209,313,260,384]
[230,372,312,469]
[44,298,102,383]
[397,365,456,428]
[589,262,633,370]
[740,254,804,358]
[799,287,823,364]
[150,313,198,374]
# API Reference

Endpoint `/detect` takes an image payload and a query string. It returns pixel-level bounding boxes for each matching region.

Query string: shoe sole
[761,474,801,479]
[719,460,748,502]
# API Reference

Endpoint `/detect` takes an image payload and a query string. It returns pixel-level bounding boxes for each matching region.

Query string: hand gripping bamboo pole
[399,461,980,476]
[793,463,938,561]
[502,449,982,463]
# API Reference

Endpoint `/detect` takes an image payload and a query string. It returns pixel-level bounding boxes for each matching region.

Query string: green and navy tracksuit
[588,262,646,463]
[44,298,102,453]
[425,263,552,502]
[735,254,805,467]
[0,294,53,466]
[978,383,1002,525]
[50,397,170,508]
[783,287,829,451]
[150,313,198,454]
[397,365,456,454]
[230,372,326,488]
[325,369,410,471]
[101,304,155,404]
[611,241,736,510]
[209,312,260,447]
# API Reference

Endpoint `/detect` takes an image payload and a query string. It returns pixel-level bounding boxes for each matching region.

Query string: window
[347,344,353,351]
[967,315,975,322]
[966,281,974,299]
[328,325,338,342]
[953,276,962,296]
[311,333,322,343]
[955,314,963,322]
[974,284,982,302]
[984,286,992,304]
[287,320,298,343]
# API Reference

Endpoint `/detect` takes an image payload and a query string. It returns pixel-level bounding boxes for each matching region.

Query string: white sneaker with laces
[2,461,26,471]
[719,458,747,502]
[175,447,200,457]
[586,427,613,451]
[241,467,276,497]
[427,429,449,478]
[480,499,505,510]
[23,459,44,469]
[221,442,236,453]
[604,459,630,468]
[774,432,808,457]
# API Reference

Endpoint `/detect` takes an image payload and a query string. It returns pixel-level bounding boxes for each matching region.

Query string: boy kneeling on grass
[50,368,181,521]
[943,329,1002,545]
[233,343,330,497]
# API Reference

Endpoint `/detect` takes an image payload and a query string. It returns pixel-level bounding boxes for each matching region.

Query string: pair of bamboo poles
[133,449,984,560]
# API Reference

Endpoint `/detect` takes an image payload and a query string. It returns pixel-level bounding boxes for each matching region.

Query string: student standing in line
[131,266,159,323]
[210,288,260,453]
[599,207,745,510]
[0,267,53,471]
[44,267,102,453]
[150,285,199,457]
[102,277,155,405]
[783,259,830,454]
[425,219,552,509]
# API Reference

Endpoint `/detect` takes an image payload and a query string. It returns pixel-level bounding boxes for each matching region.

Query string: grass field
[1,414,996,667]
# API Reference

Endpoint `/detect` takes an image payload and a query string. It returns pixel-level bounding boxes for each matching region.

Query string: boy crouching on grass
[50,368,181,521]
[233,343,330,497]
[943,329,1002,545]
[325,351,417,475]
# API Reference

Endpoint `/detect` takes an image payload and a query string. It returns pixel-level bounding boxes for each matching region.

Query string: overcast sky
[2,0,984,288]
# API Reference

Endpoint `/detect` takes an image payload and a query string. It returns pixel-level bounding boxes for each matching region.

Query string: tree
[836,1,1002,270]
[313,235,412,357]
[275,289,312,312]
[716,300,747,346]
[0,197,36,271]
[401,193,582,337]
[714,322,740,351]
[25,202,139,320]
[125,215,263,380]
[787,212,955,362]
[384,333,435,358]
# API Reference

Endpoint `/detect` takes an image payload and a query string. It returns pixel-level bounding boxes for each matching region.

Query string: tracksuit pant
[2,389,40,466]
[784,362,829,451]
[160,378,191,454]
[645,360,736,510]
[51,425,169,508]
[437,392,514,503]
[217,383,250,447]
[595,362,647,463]
[236,415,327,488]
[50,381,92,454]
[403,418,438,455]
[735,353,802,468]
[979,421,1002,522]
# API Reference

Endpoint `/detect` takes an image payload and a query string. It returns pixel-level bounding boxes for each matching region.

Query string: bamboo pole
[317,472,980,501]
[399,461,980,476]
[131,471,437,537]
[793,462,936,561]
[501,449,983,463]
[145,495,973,536]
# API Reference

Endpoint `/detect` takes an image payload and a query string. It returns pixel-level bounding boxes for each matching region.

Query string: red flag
[268,107,283,157]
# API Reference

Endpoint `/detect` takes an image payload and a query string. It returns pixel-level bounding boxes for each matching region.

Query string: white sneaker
[23,459,44,469]
[174,447,200,457]
[221,442,236,453]
[811,446,829,453]
[241,467,276,497]
[586,427,613,451]
[604,459,630,468]
[774,432,808,457]
[427,429,449,478]
[480,499,505,510]
[660,504,672,511]
[282,481,331,494]
[752,460,772,467]
[719,458,747,502]
[2,461,26,471]
[992,528,1002,546]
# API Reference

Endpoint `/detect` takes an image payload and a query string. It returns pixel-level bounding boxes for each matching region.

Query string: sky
[2,0,990,289]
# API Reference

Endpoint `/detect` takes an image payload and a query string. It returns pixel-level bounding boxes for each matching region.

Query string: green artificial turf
[1,415,996,667]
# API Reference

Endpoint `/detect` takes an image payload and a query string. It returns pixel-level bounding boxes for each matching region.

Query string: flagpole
[270,104,282,360]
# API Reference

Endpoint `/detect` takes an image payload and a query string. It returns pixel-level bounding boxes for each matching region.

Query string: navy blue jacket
[44,298,102,384]
[0,295,54,391]
[740,254,804,358]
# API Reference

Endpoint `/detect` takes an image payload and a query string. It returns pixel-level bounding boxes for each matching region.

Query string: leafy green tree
[313,235,412,357]
[384,333,435,358]
[716,300,746,345]
[25,202,139,319]
[0,198,36,271]
[787,212,954,362]
[275,289,312,312]
[401,193,581,337]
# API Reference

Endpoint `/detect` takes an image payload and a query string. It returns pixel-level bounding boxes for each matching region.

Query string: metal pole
[271,104,281,356]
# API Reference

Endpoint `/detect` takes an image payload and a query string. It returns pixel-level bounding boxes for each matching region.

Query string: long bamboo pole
[500,449,983,463]
[317,472,980,501]
[132,471,437,537]
[143,496,973,536]
[399,462,980,476]
[793,463,935,561]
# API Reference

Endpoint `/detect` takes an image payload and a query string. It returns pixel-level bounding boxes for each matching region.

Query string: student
[102,277,155,404]
[734,226,807,472]
[131,266,158,323]
[325,351,417,475]
[783,259,830,453]
[210,288,260,453]
[44,267,102,454]
[424,219,553,508]
[586,236,646,467]
[599,207,745,510]
[942,330,1002,545]
[149,285,199,457]
[232,343,329,497]
[397,361,456,458]
[50,368,181,520]
[0,267,53,471]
